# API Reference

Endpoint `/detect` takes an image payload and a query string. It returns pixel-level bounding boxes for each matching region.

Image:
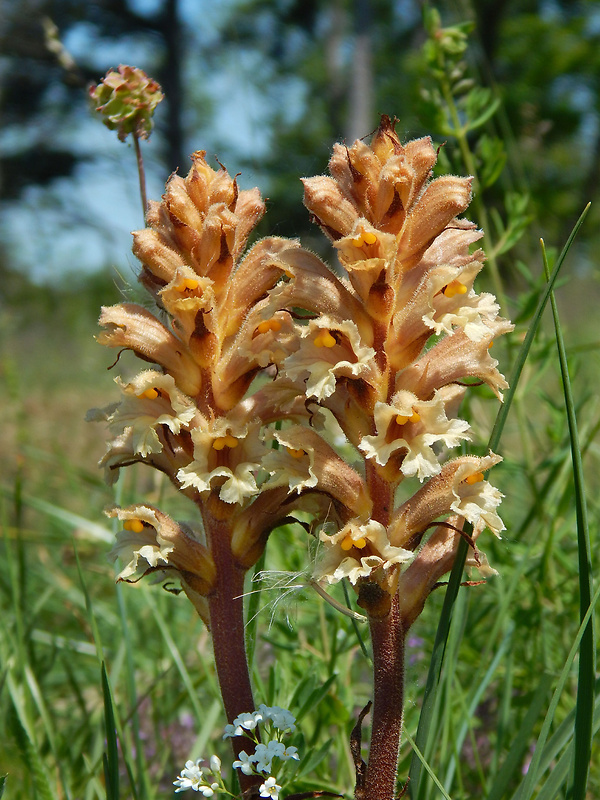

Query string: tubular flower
[265,115,512,619]
[314,519,414,591]
[91,118,512,767]
[91,153,311,609]
[106,505,215,623]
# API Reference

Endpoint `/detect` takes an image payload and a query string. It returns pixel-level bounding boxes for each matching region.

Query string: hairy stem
[133,133,148,221]
[205,511,260,794]
[363,594,406,800]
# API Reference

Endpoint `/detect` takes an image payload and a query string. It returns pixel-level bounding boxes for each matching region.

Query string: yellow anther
[488,340,494,349]
[175,277,199,292]
[341,535,367,551]
[212,435,239,450]
[286,447,305,459]
[124,519,144,533]
[139,387,159,400]
[256,318,282,335]
[465,472,485,485]
[314,330,337,348]
[351,228,377,248]
[396,410,420,425]
[443,280,468,298]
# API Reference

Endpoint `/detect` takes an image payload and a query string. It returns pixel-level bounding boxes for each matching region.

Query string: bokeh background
[1,1,599,798]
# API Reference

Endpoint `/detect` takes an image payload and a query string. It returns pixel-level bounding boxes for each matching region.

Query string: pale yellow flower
[314,519,414,586]
[359,388,471,479]
[284,316,377,401]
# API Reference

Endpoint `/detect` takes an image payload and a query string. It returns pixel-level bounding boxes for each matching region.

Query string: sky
[0,0,306,284]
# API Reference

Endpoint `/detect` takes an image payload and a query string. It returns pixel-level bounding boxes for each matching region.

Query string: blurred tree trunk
[325,0,347,140]
[347,0,373,143]
[159,0,185,172]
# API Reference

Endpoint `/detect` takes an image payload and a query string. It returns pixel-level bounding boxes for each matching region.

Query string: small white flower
[232,710,263,730]
[232,750,255,776]
[209,755,221,773]
[198,787,214,798]
[282,745,300,761]
[252,743,273,773]
[265,740,285,759]
[259,776,282,799]
[222,723,243,739]
[174,759,204,792]
[259,704,297,732]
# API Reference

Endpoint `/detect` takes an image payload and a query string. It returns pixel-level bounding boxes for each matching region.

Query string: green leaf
[486,671,553,800]
[541,239,595,799]
[294,674,338,723]
[297,737,335,778]
[477,135,507,188]
[101,663,119,800]
[465,88,501,132]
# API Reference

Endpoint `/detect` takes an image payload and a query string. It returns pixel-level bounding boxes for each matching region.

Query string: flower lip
[314,519,414,586]
[359,389,471,480]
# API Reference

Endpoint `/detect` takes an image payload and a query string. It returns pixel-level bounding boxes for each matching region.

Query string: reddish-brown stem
[363,594,406,800]
[366,460,393,528]
[205,512,261,795]
[133,133,148,222]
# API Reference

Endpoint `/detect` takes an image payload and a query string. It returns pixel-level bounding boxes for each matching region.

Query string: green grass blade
[342,579,370,660]
[73,543,104,664]
[0,486,113,543]
[101,662,120,800]
[245,549,267,668]
[23,663,72,800]
[408,204,590,799]
[486,670,553,800]
[541,239,595,800]
[510,578,600,800]
[7,672,56,800]
[535,683,600,800]
[443,624,514,789]
[114,584,152,800]
[408,532,471,798]
[144,591,213,724]
[488,203,590,452]
[404,730,453,800]
[531,744,572,800]
[294,674,338,723]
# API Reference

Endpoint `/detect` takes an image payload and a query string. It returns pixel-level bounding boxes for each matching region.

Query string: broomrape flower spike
[91,110,511,800]
[89,65,163,142]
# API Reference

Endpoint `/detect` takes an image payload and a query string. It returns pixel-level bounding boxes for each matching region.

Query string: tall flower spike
[90,153,318,796]
[266,116,512,798]
[91,115,513,800]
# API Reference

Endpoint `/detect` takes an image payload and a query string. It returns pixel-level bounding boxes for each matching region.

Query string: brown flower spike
[91,117,512,800]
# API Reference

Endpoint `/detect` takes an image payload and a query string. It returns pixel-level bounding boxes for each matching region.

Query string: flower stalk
[363,597,406,800]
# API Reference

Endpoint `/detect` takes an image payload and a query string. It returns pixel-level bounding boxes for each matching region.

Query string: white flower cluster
[174,706,299,799]
[174,755,222,796]
[223,704,297,738]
